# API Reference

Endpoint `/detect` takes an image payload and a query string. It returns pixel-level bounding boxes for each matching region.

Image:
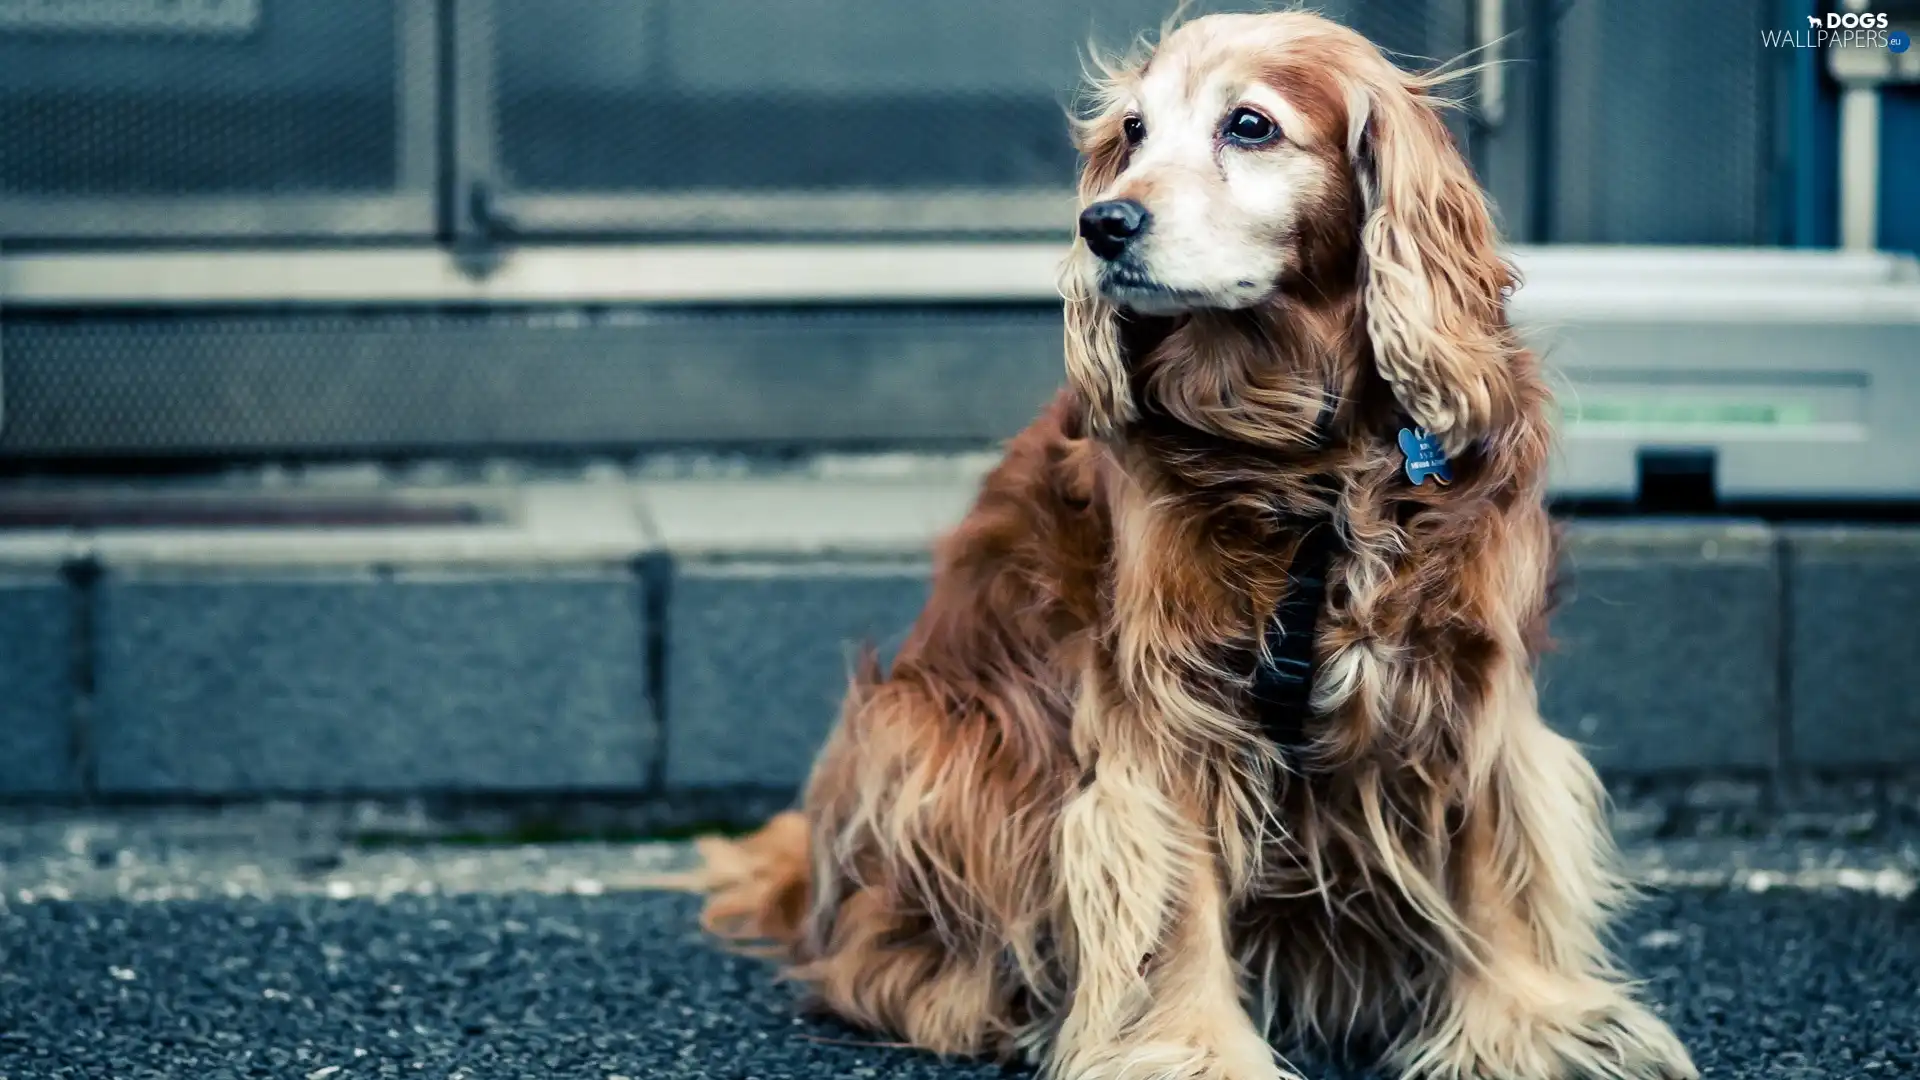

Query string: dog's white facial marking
[1086,53,1334,316]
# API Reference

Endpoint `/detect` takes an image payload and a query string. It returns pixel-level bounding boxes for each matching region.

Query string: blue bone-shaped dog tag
[1398,427,1453,486]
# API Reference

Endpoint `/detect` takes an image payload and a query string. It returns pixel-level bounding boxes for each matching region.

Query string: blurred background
[0,0,1914,811]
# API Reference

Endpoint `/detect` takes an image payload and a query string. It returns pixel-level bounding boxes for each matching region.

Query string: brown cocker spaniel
[677,11,1696,1080]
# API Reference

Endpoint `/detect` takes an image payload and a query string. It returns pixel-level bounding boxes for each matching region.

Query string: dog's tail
[641,809,812,960]
[647,645,887,956]
[673,810,814,958]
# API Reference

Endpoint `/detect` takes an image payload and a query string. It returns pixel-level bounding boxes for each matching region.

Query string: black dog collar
[1249,400,1445,757]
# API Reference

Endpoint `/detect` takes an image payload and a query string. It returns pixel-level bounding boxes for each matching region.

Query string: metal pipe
[1476,0,1506,127]
[1839,83,1882,251]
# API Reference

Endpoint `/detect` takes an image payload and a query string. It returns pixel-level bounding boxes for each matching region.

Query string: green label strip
[1561,401,1819,426]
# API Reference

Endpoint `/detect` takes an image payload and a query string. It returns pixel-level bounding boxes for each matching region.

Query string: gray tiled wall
[663,562,930,790]
[1784,527,1920,769]
[0,573,80,795]
[1539,523,1780,772]
[92,570,654,796]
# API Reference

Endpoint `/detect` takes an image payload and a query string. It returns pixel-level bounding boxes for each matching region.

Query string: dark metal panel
[1334,0,1471,63]
[473,0,1177,238]
[0,307,1066,457]
[1545,0,1773,244]
[1468,0,1548,243]
[473,0,1472,239]
[0,0,440,242]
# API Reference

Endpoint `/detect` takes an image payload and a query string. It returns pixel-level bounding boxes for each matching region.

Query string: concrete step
[1,471,1916,800]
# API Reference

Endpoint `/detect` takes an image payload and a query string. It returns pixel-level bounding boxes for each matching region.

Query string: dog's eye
[1122,115,1146,145]
[1225,107,1279,145]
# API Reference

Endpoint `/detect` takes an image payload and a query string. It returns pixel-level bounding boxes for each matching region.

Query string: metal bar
[0,244,1070,306]
[3,245,1917,310]
[0,245,1912,309]
[394,0,442,195]
[1839,85,1882,251]
[0,195,437,243]
[1476,0,1506,127]
[493,189,1078,238]
[0,0,260,34]
[1824,9,1915,251]
[450,0,501,241]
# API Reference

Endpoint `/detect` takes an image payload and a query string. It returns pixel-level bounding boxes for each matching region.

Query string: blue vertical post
[1879,83,1920,252]
[1783,0,1839,248]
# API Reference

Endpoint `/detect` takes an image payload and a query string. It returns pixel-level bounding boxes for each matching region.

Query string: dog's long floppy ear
[1059,70,1141,438]
[1349,73,1521,456]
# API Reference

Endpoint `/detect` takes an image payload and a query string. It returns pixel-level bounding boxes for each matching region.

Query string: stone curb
[0,479,1913,799]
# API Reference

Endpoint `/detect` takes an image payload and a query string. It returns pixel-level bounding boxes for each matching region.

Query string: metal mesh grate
[0,308,1068,457]
[491,0,1466,196]
[1339,0,1470,67]
[0,4,402,198]
[1547,0,1771,244]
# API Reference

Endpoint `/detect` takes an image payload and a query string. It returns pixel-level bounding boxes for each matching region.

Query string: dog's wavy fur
[677,11,1695,1080]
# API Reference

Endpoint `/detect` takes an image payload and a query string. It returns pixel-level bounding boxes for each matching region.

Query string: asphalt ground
[1,823,1916,1080]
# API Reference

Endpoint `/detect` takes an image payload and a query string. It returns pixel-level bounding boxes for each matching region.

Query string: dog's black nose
[1078,199,1149,260]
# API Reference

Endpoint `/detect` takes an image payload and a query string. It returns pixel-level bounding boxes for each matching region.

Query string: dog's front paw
[1054,1043,1302,1080]
[1560,1000,1697,1080]
[1397,993,1697,1080]
[1051,1027,1303,1080]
